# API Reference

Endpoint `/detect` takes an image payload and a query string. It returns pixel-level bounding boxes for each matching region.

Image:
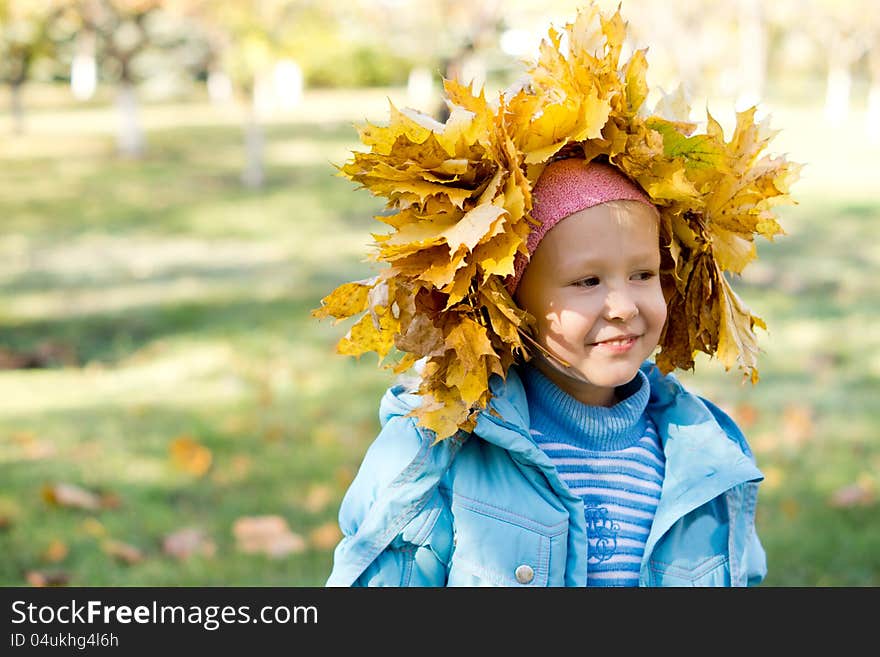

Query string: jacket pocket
[647,553,730,586]
[446,496,560,587]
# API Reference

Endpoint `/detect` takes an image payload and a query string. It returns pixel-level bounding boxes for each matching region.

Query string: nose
[604,289,639,321]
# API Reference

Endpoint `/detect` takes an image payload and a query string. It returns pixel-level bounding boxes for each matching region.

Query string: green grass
[1,87,879,586]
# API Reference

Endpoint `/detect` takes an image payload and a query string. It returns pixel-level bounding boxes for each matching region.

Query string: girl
[315,4,797,587]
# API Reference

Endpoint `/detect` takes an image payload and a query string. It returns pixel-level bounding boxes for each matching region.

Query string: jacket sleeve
[701,395,768,586]
[326,414,455,587]
[744,526,768,586]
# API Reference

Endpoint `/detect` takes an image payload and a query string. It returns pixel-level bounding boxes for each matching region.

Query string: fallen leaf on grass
[749,432,776,455]
[26,570,70,587]
[162,528,216,560]
[233,515,306,558]
[782,404,814,448]
[169,435,212,477]
[99,491,123,509]
[308,522,342,550]
[0,341,77,369]
[303,484,334,513]
[761,466,783,492]
[210,454,252,485]
[0,497,21,530]
[829,476,876,509]
[262,424,285,442]
[42,483,103,511]
[221,414,252,434]
[102,539,144,565]
[335,466,355,490]
[80,517,108,538]
[41,539,69,564]
[732,403,758,430]
[11,431,55,461]
[780,498,799,519]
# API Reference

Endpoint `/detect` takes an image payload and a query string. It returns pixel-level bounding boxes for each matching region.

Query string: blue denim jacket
[327,362,767,587]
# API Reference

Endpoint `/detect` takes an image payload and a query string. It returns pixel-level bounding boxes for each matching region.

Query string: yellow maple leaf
[312,279,373,323]
[624,48,649,114]
[411,385,470,443]
[715,270,764,382]
[443,204,508,253]
[169,436,212,477]
[337,309,397,361]
[316,1,799,441]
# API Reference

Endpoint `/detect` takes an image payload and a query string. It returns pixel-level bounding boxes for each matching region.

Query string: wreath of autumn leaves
[313,5,801,441]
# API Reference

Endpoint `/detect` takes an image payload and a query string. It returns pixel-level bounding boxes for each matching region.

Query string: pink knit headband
[506,158,656,295]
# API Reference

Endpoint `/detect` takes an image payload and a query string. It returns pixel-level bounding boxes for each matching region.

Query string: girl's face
[515,200,667,407]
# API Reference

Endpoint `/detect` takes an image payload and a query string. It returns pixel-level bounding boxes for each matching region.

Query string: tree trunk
[116,80,144,158]
[824,64,851,127]
[71,31,97,101]
[824,34,860,127]
[10,83,25,135]
[867,49,880,144]
[241,97,264,189]
[737,0,765,108]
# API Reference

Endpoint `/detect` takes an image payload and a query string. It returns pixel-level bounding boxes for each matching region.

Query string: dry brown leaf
[102,539,144,565]
[41,539,69,564]
[748,431,777,455]
[162,528,216,561]
[233,516,306,558]
[26,570,70,587]
[169,435,212,477]
[0,341,77,369]
[100,491,123,509]
[303,484,334,514]
[782,404,814,448]
[211,454,253,485]
[761,466,783,492]
[221,414,251,434]
[309,522,342,551]
[42,483,102,511]
[733,402,759,430]
[0,497,21,530]
[335,466,355,490]
[829,475,876,509]
[315,3,799,441]
[80,517,108,538]
[780,499,799,520]
[262,424,284,442]
[12,431,55,461]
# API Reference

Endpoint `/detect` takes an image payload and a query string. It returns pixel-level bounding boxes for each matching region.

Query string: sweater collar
[520,364,650,451]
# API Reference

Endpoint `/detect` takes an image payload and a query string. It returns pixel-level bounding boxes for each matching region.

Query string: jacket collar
[383,362,762,493]
[475,362,763,510]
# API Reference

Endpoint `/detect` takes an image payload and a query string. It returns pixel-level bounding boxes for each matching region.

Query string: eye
[573,276,600,288]
[632,271,656,281]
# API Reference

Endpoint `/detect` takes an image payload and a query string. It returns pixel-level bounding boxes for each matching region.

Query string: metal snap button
[515,564,535,584]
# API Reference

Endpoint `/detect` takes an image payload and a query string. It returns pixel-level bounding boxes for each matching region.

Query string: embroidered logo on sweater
[585,505,620,563]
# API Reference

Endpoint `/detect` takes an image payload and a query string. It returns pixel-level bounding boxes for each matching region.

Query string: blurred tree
[772,0,876,126]
[356,0,507,120]
[868,41,880,143]
[0,0,72,134]
[176,0,345,188]
[76,0,193,158]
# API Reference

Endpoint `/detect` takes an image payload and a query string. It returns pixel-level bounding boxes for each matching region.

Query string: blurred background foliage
[1,0,879,586]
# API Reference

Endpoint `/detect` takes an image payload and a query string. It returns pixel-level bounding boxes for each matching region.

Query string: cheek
[644,285,668,330]
[540,306,597,346]
[554,308,594,333]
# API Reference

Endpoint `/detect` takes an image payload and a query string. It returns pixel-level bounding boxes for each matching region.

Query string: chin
[579,359,643,388]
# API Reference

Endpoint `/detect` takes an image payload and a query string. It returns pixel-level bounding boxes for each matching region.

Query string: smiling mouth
[590,335,640,347]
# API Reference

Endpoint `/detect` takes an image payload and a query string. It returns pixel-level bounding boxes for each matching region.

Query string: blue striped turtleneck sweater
[520,364,666,587]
